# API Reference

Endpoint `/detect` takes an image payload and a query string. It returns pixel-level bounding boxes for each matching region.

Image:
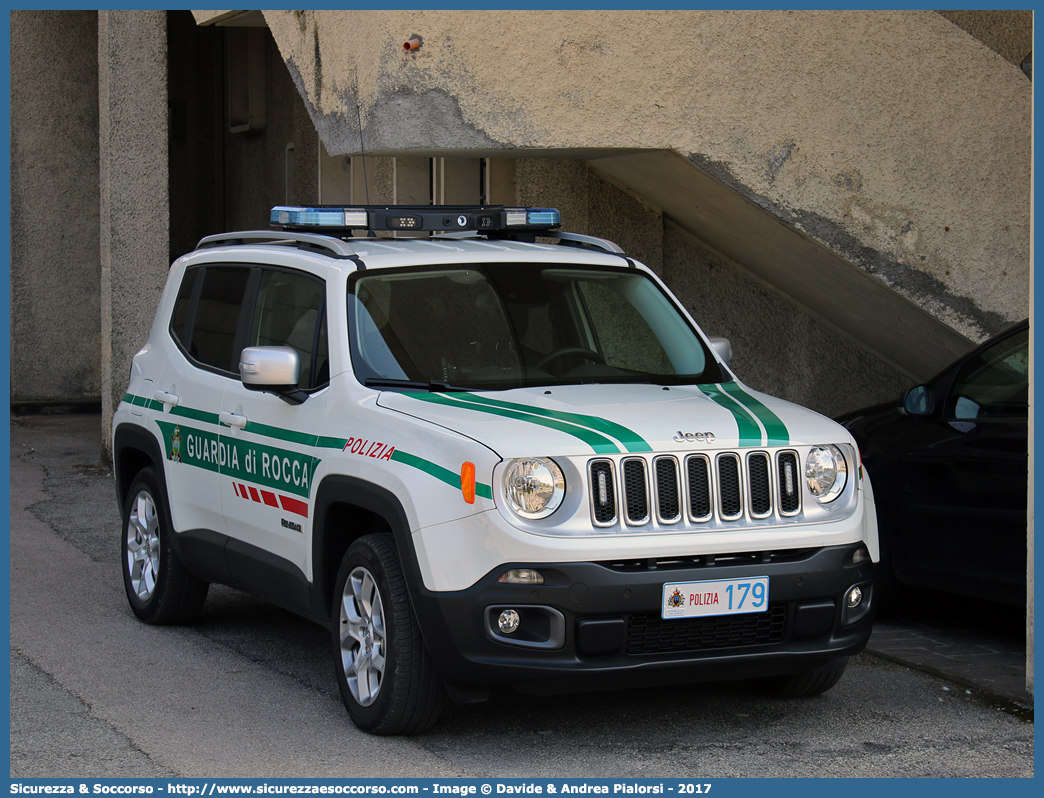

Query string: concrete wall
[661,222,911,417]
[9,11,101,406]
[515,159,664,277]
[98,10,170,441]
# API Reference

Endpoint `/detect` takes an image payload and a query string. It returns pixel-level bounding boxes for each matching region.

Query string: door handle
[220,411,248,429]
[154,390,179,407]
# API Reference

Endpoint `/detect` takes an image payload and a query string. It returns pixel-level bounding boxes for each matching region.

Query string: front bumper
[409,542,874,697]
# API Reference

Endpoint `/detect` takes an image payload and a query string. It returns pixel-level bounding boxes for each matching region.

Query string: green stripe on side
[390,449,493,500]
[719,383,790,446]
[404,392,621,454]
[316,436,350,450]
[122,392,165,412]
[698,385,763,447]
[241,420,318,446]
[445,392,652,453]
[170,405,221,425]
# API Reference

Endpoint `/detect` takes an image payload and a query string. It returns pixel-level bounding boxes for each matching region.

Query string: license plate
[661,576,770,619]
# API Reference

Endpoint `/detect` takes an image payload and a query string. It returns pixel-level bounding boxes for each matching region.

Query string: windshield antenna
[356,102,370,206]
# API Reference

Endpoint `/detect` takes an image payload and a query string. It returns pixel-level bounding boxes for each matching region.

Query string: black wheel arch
[113,422,166,509]
[310,474,424,627]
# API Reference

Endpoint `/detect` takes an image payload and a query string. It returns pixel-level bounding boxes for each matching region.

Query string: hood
[376,382,852,458]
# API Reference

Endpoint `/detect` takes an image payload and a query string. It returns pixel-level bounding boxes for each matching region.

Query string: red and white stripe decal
[232,482,308,518]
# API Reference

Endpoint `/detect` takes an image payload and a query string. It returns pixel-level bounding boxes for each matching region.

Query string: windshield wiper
[363,377,466,392]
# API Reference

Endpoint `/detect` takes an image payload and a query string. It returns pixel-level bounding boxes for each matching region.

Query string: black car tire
[747,659,848,698]
[122,467,209,624]
[332,534,446,735]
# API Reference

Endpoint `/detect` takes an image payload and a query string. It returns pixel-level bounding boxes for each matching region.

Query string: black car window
[947,328,1029,420]
[170,266,252,374]
[247,269,328,390]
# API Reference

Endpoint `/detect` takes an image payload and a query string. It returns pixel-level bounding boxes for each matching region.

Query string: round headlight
[504,458,565,519]
[805,445,848,504]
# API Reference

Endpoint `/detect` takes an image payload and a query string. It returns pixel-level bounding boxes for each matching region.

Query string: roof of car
[191,230,637,272]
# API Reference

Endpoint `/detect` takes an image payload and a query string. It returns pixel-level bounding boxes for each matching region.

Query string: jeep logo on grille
[673,430,716,443]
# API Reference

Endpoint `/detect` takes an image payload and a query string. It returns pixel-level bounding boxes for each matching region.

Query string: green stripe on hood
[403,392,623,454]
[697,385,762,446]
[719,382,790,446]
[444,391,653,453]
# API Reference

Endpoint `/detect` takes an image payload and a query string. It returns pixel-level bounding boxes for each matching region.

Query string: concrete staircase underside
[589,150,974,382]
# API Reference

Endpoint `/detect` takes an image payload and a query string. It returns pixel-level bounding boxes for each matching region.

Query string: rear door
[154,265,252,537]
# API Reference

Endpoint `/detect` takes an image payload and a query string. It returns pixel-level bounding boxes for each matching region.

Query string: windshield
[347,262,723,390]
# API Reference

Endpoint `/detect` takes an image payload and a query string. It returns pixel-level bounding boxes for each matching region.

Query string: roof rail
[435,229,625,255]
[543,231,624,255]
[195,230,359,260]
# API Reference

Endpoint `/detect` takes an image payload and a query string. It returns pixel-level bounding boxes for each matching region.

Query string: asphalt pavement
[8,412,1034,779]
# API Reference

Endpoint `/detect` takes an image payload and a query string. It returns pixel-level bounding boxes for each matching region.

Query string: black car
[837,319,1029,608]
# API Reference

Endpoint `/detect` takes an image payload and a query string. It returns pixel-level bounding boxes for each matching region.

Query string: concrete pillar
[9,11,100,408]
[98,10,169,456]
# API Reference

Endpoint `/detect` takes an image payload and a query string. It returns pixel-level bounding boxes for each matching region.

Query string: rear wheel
[332,534,445,735]
[121,467,208,624]
[747,659,848,698]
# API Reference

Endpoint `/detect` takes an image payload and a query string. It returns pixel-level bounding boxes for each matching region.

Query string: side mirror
[902,384,934,416]
[708,337,733,368]
[239,346,308,405]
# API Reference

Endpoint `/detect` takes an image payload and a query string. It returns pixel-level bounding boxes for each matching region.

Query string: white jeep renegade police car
[112,204,878,734]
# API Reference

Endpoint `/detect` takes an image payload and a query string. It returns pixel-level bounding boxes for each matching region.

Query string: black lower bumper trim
[408,542,874,695]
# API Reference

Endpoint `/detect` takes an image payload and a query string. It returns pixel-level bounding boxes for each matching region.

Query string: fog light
[498,568,544,585]
[846,586,863,608]
[498,609,521,634]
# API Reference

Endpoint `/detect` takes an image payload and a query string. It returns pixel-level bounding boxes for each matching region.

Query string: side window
[247,269,328,390]
[947,328,1028,420]
[169,266,252,374]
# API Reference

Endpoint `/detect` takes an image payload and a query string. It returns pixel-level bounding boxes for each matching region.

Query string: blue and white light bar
[271,205,561,234]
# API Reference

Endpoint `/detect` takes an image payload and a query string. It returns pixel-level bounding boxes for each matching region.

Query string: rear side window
[170,266,251,373]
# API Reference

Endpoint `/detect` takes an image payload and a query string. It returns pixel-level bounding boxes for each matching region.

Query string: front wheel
[121,467,208,624]
[747,659,848,698]
[332,534,445,735]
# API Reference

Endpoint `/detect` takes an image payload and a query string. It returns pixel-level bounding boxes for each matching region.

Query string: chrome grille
[717,454,742,519]
[622,458,649,524]
[654,457,681,523]
[778,452,800,515]
[589,449,802,528]
[686,455,712,520]
[590,460,617,525]
[748,453,771,517]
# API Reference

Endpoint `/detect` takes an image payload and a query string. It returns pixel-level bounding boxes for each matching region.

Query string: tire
[747,659,848,698]
[121,467,208,625]
[332,534,446,735]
